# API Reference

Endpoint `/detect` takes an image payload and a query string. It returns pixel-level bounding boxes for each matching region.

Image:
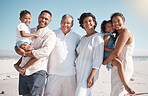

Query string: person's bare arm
[103,29,130,65]
[104,35,113,52]
[20,31,38,38]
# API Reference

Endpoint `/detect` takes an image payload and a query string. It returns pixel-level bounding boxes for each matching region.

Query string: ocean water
[133,56,148,61]
[0,56,148,61]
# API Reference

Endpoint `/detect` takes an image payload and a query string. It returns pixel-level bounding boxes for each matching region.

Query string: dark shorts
[19,70,47,95]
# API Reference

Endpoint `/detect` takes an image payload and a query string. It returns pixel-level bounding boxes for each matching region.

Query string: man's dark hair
[40,10,52,17]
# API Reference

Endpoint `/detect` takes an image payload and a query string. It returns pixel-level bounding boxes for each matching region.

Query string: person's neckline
[85,32,98,38]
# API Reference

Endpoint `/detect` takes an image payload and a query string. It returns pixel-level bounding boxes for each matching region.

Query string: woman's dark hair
[20,10,31,18]
[40,10,52,17]
[78,12,97,29]
[101,20,111,33]
[111,12,125,22]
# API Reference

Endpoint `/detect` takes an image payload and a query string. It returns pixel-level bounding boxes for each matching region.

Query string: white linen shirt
[19,26,56,76]
[16,22,31,44]
[47,28,81,76]
[76,33,104,84]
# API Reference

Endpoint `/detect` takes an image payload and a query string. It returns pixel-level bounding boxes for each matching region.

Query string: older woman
[103,12,135,96]
[75,13,104,96]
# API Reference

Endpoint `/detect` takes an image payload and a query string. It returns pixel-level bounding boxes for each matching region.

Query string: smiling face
[105,22,115,33]
[20,13,31,26]
[112,16,125,31]
[61,17,73,34]
[82,16,95,31]
[38,12,51,29]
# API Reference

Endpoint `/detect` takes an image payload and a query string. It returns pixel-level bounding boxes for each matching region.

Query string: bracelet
[23,52,27,57]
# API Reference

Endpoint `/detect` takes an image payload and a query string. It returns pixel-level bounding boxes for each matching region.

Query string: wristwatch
[23,52,27,57]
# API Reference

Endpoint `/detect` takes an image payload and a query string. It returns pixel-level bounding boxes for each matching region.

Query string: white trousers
[44,74,76,96]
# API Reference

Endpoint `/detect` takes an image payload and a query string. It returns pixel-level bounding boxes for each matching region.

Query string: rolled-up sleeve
[92,36,104,69]
[32,32,56,59]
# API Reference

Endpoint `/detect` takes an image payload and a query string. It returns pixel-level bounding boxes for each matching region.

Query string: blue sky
[0,0,148,56]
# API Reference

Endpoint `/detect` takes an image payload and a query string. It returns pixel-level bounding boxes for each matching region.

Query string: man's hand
[19,68,26,76]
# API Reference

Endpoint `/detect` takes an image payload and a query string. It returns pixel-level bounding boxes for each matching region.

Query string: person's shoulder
[122,28,132,35]
[17,22,26,28]
[71,31,81,38]
[46,28,56,36]
[93,33,104,42]
[104,34,110,39]
[95,32,104,38]
[52,29,59,32]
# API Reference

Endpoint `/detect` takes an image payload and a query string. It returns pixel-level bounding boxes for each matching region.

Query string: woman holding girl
[103,12,135,96]
[101,20,135,95]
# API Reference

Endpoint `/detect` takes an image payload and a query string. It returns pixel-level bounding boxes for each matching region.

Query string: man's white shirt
[48,28,81,76]
[19,26,56,75]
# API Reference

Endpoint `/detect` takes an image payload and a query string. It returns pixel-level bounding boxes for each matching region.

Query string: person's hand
[102,61,107,65]
[25,45,34,51]
[19,68,26,76]
[33,34,38,38]
[87,76,94,88]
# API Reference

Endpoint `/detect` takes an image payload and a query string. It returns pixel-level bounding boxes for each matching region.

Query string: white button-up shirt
[19,26,56,75]
[48,28,81,76]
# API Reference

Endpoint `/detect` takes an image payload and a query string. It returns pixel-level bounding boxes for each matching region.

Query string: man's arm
[31,32,56,59]
[15,31,56,59]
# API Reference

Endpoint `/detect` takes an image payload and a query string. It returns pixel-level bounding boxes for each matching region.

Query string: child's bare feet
[130,78,134,81]
[125,86,135,94]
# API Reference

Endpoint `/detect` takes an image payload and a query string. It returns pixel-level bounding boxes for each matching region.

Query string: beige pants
[44,74,76,96]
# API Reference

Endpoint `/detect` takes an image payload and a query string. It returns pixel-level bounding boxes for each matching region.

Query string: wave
[133,56,148,61]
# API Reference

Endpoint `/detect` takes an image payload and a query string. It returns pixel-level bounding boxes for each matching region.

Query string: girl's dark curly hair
[101,20,111,34]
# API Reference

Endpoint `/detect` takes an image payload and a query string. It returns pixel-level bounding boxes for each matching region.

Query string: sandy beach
[0,59,148,96]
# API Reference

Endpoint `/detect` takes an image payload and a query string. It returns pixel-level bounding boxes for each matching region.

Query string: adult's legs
[61,75,77,96]
[44,75,62,96]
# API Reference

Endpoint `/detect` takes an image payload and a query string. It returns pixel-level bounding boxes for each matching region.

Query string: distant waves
[133,56,148,61]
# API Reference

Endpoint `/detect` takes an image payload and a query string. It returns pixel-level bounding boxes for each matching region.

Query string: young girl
[101,20,135,94]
